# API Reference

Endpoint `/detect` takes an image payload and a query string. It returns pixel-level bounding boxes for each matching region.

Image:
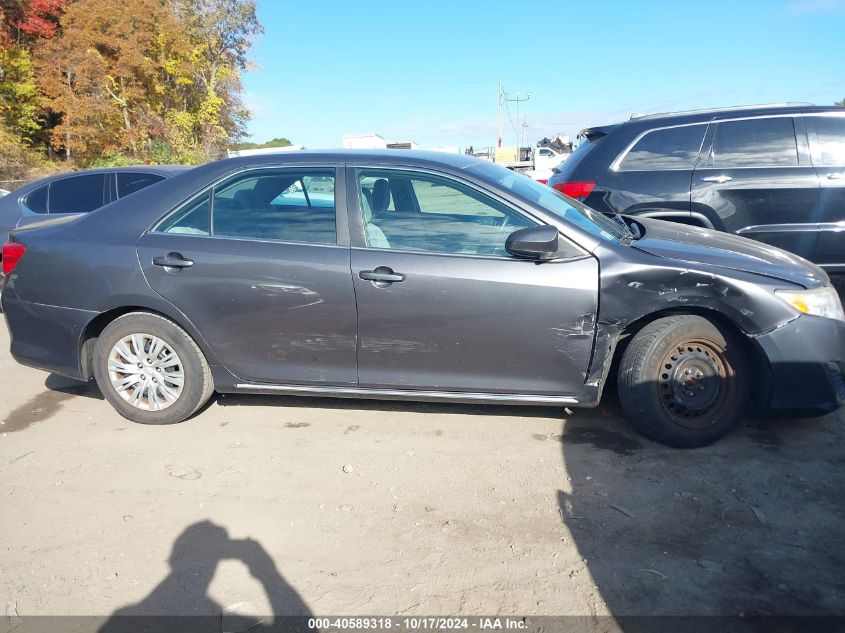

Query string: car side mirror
[505,225,559,260]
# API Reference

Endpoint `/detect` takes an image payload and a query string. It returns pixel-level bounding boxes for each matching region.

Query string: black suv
[548,104,845,270]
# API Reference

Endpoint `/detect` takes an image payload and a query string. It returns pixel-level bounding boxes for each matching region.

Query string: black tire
[617,315,750,448]
[93,312,213,425]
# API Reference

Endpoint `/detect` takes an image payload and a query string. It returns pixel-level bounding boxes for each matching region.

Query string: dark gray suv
[548,104,845,270]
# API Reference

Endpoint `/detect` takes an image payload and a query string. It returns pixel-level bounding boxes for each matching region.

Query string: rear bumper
[753,315,845,416]
[2,284,95,380]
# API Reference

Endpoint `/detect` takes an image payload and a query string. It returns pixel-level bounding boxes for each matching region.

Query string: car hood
[631,218,827,288]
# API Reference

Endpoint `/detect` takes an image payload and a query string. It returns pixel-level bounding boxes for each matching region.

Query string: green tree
[230,137,292,151]
[175,0,262,154]
[0,46,39,142]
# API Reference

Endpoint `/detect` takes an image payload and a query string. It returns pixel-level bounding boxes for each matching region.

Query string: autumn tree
[31,0,261,164]
[0,0,66,179]
[174,0,261,155]
[0,45,39,140]
[1,1,67,144]
[35,0,193,160]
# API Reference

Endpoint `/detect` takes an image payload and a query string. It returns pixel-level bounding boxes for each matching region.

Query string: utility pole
[497,79,504,148]
[498,81,531,155]
[507,90,531,154]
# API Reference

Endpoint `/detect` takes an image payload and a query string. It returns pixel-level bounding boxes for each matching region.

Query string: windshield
[469,161,631,243]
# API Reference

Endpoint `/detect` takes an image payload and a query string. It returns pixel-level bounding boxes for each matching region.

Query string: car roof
[581,103,845,137]
[212,149,483,170]
[117,165,188,174]
[13,165,188,191]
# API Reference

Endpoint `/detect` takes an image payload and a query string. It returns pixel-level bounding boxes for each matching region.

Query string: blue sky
[242,0,845,150]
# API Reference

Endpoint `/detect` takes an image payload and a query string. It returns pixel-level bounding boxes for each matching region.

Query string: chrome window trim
[610,121,710,172]
[612,113,808,172]
[801,112,845,119]
[817,222,845,233]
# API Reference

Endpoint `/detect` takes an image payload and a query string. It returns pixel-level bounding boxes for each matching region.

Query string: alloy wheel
[107,333,185,411]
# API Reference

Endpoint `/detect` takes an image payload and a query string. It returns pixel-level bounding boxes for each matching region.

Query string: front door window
[356,170,537,258]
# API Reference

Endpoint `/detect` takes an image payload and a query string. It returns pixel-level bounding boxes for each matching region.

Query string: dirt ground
[1,321,844,629]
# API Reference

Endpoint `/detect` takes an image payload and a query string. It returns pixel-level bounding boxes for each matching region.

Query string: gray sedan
[2,151,844,447]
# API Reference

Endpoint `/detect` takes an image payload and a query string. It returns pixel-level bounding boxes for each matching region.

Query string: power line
[504,100,518,135]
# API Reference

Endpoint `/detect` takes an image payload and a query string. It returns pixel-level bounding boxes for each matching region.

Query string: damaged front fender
[576,245,801,406]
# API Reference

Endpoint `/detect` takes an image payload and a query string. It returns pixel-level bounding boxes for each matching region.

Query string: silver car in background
[0,166,186,251]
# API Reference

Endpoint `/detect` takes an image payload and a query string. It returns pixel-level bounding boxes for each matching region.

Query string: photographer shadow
[98,521,311,633]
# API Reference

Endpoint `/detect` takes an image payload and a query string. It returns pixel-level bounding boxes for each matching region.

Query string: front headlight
[775,286,845,322]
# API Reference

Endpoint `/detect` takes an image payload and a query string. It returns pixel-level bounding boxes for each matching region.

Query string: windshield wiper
[610,213,636,243]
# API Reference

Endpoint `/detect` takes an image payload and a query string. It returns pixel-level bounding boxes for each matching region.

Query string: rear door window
[810,116,845,166]
[709,117,798,168]
[117,172,164,198]
[618,125,706,170]
[159,169,337,245]
[48,173,107,213]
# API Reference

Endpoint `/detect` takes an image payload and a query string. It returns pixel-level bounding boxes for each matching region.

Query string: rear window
[811,116,845,166]
[117,172,164,198]
[553,135,601,178]
[49,173,107,213]
[709,117,798,168]
[618,125,706,170]
[25,184,48,213]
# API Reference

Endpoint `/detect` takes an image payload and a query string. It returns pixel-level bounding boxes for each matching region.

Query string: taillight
[551,181,596,199]
[537,179,548,185]
[2,242,26,275]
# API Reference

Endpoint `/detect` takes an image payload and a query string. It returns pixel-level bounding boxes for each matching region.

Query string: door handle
[700,175,732,184]
[826,172,845,180]
[359,267,405,283]
[152,253,194,269]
